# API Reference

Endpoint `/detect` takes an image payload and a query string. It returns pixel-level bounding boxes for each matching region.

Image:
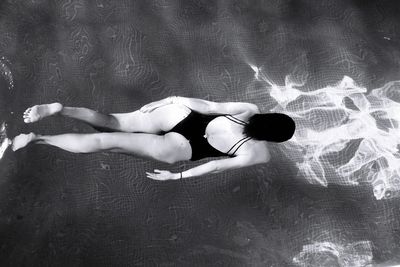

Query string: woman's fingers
[146,172,158,180]
[140,106,150,112]
[140,103,154,112]
[140,99,170,113]
[140,107,154,113]
[146,170,171,181]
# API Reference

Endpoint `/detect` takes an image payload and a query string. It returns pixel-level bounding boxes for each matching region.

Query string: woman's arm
[177,155,256,179]
[146,155,266,180]
[174,96,259,115]
[145,160,218,181]
[140,96,259,115]
[176,160,218,179]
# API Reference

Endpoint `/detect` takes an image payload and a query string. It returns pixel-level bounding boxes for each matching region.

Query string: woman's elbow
[212,161,223,173]
[212,162,243,174]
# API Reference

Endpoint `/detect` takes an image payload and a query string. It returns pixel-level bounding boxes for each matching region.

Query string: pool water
[0,0,400,266]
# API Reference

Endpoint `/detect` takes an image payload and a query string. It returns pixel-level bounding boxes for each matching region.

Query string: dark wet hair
[243,113,296,142]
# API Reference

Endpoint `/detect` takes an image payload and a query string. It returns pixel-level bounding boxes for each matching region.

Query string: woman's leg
[23,103,191,133]
[60,107,120,132]
[11,132,192,163]
[23,103,122,132]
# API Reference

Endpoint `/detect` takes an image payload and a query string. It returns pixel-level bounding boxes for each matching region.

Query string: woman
[12,96,296,180]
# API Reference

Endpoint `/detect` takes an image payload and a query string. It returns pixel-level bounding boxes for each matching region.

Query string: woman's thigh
[107,132,192,163]
[161,132,192,162]
[110,104,191,133]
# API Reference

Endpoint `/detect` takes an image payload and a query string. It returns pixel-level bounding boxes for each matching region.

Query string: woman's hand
[140,98,171,113]
[146,169,179,181]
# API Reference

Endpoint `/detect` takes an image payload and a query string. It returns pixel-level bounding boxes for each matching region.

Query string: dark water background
[0,0,400,266]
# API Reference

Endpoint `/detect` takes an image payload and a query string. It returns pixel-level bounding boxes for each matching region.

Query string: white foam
[293,241,373,267]
[251,64,400,200]
[0,122,10,159]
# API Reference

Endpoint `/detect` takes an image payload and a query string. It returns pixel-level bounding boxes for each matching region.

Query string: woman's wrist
[174,172,184,180]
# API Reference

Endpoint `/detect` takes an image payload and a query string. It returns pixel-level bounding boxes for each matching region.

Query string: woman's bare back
[153,103,270,160]
[205,109,270,160]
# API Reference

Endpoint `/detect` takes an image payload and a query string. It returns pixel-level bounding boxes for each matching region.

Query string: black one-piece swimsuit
[164,110,251,161]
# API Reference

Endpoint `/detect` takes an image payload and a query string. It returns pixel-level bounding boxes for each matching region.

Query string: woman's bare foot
[12,133,36,151]
[23,103,63,123]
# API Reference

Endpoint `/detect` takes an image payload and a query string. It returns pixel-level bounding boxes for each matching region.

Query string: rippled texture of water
[0,0,399,266]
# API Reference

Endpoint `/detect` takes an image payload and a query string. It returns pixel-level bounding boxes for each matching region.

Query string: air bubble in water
[0,56,14,90]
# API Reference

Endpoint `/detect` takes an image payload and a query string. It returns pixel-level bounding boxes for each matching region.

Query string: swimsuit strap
[224,115,248,126]
[226,136,252,156]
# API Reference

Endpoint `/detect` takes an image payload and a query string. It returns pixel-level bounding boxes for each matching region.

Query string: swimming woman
[12,96,295,180]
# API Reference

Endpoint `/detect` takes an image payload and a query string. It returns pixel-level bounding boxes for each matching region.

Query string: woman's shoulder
[214,102,260,117]
[225,103,268,161]
[233,135,270,163]
[242,103,260,115]
[231,105,260,121]
[238,141,270,164]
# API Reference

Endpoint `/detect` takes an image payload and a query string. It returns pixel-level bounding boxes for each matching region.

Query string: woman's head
[243,113,296,142]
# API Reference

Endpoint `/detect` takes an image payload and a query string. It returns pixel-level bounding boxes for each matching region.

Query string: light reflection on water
[250,64,400,200]
[0,122,11,160]
[0,56,14,90]
[0,56,14,159]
